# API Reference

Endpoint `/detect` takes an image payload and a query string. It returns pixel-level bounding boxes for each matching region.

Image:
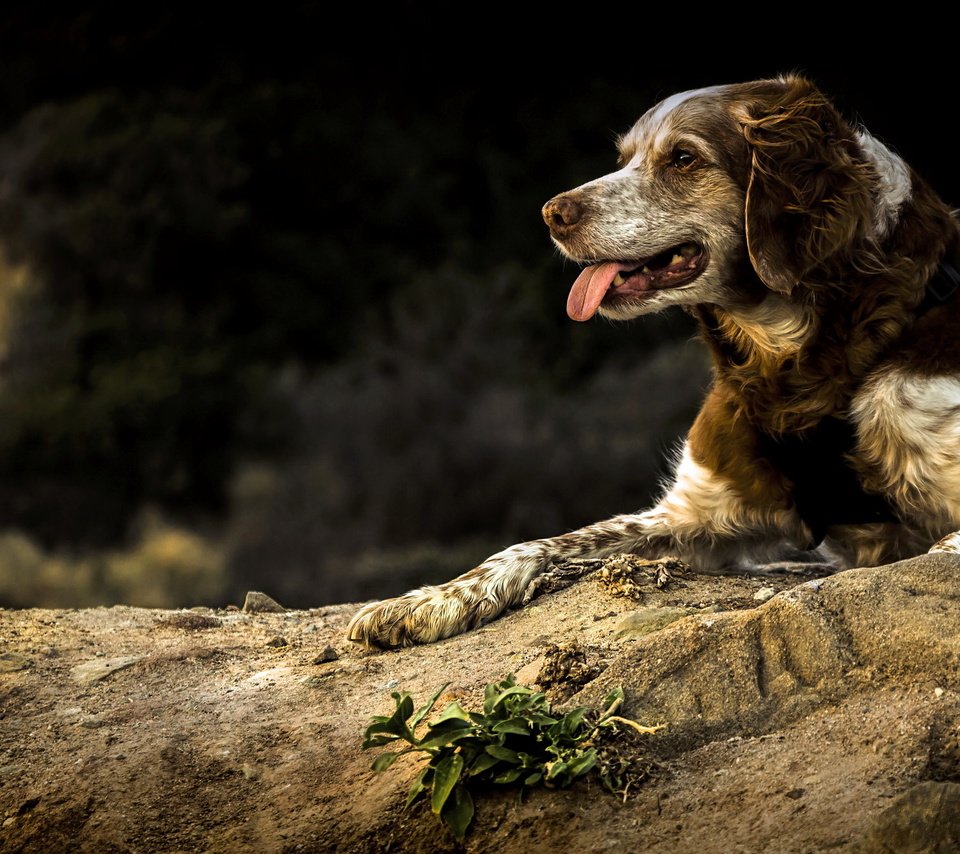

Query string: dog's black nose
[542,195,583,237]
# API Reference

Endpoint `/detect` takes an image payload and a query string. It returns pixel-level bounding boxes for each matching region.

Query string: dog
[348,75,960,649]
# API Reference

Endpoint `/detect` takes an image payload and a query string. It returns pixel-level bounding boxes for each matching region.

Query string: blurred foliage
[0,12,727,606]
[0,509,225,608]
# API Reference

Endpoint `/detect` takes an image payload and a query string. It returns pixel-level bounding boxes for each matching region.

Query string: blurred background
[0,9,955,609]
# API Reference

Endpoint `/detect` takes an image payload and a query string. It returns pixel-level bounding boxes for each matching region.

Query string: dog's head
[545,76,892,322]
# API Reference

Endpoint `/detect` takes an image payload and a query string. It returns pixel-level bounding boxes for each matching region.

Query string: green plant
[362,675,661,841]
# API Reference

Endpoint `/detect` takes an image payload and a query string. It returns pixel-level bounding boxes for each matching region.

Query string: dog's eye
[670,148,698,169]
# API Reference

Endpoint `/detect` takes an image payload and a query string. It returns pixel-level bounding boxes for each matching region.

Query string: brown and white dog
[348,75,960,648]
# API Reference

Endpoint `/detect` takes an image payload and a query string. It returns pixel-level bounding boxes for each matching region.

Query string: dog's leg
[347,443,798,647]
[929,531,960,554]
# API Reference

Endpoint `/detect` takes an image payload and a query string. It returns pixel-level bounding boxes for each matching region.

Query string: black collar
[916,252,960,316]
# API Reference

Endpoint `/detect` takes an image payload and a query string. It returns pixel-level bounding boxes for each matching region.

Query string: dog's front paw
[347,544,552,648]
[346,586,480,648]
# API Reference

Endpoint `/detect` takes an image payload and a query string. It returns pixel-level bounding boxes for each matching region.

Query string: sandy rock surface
[1,554,958,853]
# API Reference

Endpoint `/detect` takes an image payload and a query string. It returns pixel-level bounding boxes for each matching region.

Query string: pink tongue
[566,263,622,321]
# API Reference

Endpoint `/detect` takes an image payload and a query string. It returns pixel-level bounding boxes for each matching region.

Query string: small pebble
[805,580,822,592]
[934,687,945,698]
[2,817,14,828]
[313,646,339,664]
[242,591,286,613]
[753,587,776,603]
[376,679,400,690]
[265,636,288,648]
[158,613,221,631]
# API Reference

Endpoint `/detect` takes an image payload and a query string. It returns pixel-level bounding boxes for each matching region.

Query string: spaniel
[348,75,960,648]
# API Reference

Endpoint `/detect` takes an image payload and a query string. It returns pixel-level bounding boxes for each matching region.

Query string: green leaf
[484,675,517,713]
[559,707,588,737]
[545,760,568,780]
[433,701,471,724]
[566,749,598,779]
[523,771,542,785]
[492,717,530,736]
[416,721,473,752]
[410,683,450,731]
[493,767,523,784]
[485,745,519,762]
[441,783,474,841]
[405,767,429,810]
[491,685,534,710]
[371,751,402,772]
[364,691,418,746]
[468,753,501,776]
[393,692,415,723]
[430,754,464,815]
[361,732,399,750]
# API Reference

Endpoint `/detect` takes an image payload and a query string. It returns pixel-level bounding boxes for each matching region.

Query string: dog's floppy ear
[741,76,873,293]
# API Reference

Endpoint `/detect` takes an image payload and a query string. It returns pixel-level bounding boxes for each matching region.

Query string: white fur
[852,369,960,526]
[723,294,815,354]
[930,531,960,554]
[647,443,751,539]
[645,86,728,152]
[857,131,912,238]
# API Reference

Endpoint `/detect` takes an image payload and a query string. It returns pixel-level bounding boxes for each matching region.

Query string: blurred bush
[0,509,225,608]
[0,27,706,608]
[221,267,708,607]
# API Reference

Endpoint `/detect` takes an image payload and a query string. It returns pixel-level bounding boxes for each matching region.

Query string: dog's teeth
[612,272,625,287]
[670,254,684,266]
[642,265,651,274]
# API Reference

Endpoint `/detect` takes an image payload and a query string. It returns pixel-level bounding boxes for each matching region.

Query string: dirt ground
[1,553,959,853]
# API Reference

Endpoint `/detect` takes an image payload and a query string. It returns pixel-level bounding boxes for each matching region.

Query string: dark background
[0,9,955,608]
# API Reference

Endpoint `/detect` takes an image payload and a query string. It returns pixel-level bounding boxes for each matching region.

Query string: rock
[265,636,288,648]
[0,652,29,672]
[614,606,694,639]
[242,591,286,613]
[70,656,142,685]
[754,587,776,602]
[157,613,222,631]
[848,781,960,853]
[2,551,960,853]
[313,645,339,664]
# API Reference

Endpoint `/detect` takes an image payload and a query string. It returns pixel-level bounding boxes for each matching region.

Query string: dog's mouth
[567,242,707,321]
